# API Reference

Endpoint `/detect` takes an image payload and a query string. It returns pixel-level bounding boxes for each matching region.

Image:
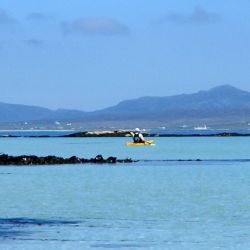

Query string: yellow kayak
[126,140,155,146]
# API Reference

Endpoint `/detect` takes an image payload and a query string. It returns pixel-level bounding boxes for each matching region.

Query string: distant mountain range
[1,85,250,129]
[0,103,87,123]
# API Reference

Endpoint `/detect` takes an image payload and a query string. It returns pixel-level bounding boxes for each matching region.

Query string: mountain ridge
[97,85,250,114]
[1,85,250,129]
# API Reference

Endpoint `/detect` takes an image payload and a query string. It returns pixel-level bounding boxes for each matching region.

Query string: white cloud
[62,18,129,36]
[26,39,45,47]
[0,9,16,25]
[27,12,50,21]
[165,6,221,25]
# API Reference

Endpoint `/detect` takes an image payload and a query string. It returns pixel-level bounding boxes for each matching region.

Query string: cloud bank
[62,18,129,36]
[165,6,221,25]
[26,39,45,47]
[27,12,50,21]
[0,9,16,25]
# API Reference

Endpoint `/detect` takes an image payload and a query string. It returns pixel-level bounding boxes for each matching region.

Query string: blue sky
[0,0,250,111]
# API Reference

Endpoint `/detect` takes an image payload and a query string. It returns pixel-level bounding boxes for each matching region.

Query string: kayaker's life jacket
[133,132,143,143]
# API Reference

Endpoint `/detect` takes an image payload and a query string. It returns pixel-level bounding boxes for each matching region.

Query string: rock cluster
[0,154,133,165]
[63,130,133,137]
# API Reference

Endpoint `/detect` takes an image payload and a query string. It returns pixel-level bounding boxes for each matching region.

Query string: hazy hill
[1,85,250,128]
[89,85,250,128]
[98,85,250,115]
[0,103,87,123]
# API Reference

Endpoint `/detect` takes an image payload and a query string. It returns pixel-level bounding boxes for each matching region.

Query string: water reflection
[0,218,80,239]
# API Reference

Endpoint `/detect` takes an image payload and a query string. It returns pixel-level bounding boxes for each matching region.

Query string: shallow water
[0,136,250,160]
[0,137,250,249]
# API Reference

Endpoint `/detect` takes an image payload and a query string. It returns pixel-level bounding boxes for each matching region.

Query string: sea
[1,130,250,249]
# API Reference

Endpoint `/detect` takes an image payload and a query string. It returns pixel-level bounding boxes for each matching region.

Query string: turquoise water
[1,137,250,249]
[0,136,250,160]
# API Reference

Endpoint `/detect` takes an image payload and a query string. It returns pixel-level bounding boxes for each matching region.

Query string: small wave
[91,243,149,248]
[139,159,250,163]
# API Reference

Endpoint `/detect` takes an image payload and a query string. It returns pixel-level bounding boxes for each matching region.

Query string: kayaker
[132,128,146,143]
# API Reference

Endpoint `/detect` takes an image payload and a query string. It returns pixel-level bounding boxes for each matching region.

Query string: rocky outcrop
[63,130,131,137]
[60,131,250,137]
[0,154,134,165]
[1,131,249,138]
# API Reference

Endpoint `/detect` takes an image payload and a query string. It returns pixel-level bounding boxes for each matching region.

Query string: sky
[0,0,250,111]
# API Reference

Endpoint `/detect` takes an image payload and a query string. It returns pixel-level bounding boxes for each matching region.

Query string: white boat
[194,125,209,130]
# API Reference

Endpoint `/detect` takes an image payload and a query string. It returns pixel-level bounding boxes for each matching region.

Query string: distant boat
[194,125,209,130]
[180,125,188,128]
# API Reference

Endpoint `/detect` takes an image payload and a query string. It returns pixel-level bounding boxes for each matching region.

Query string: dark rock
[117,158,134,163]
[0,154,134,165]
[90,155,104,163]
[95,155,104,161]
[106,157,117,163]
[62,132,88,137]
[216,132,242,136]
[66,156,82,164]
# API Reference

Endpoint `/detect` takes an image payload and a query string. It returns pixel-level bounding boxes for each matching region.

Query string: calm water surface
[0,137,250,249]
[1,136,250,160]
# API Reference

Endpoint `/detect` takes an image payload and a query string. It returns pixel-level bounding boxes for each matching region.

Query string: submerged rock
[0,154,134,166]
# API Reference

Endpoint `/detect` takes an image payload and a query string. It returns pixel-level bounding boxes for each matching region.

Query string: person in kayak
[132,128,146,143]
